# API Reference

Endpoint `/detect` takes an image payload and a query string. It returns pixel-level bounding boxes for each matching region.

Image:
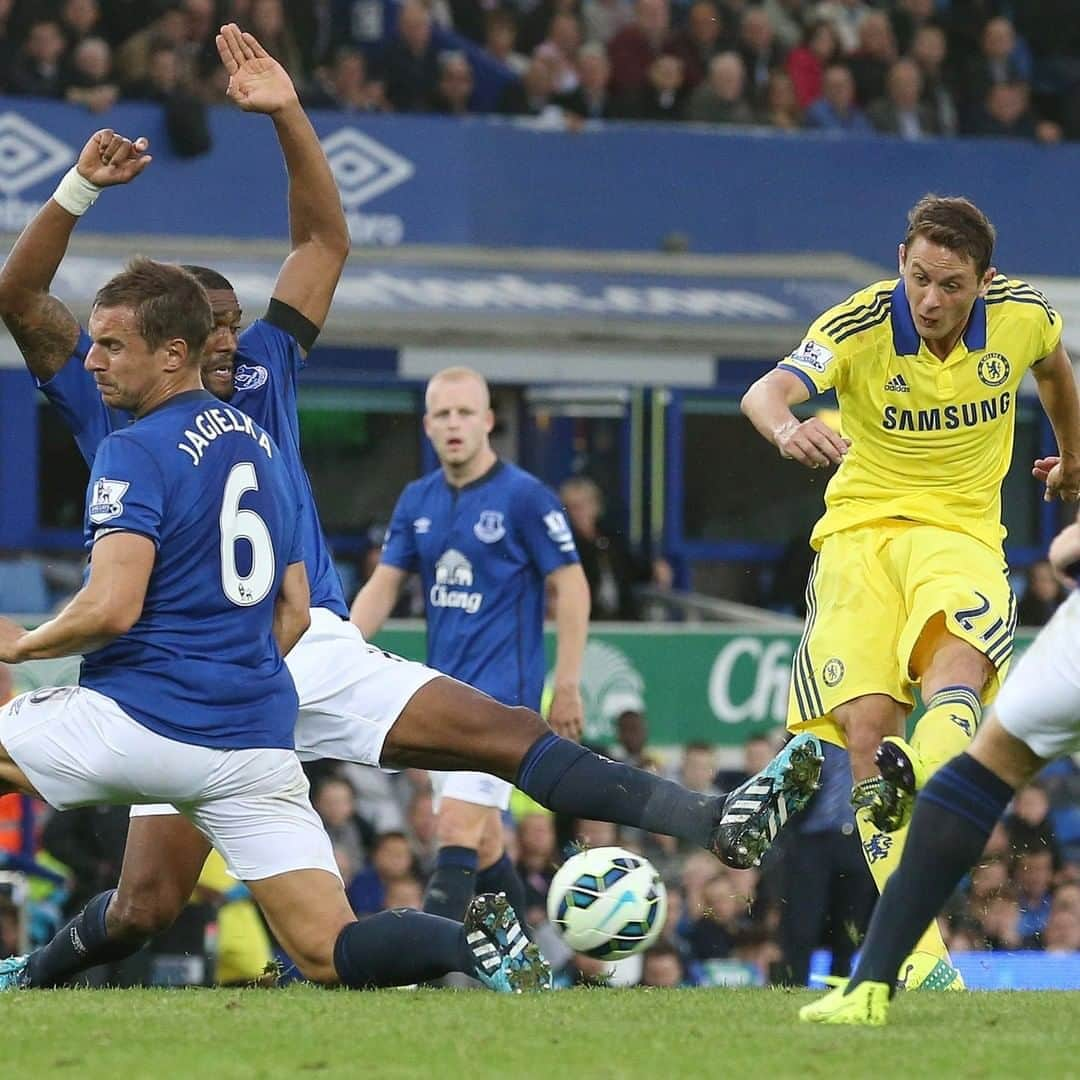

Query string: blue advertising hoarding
[2,99,1080,273]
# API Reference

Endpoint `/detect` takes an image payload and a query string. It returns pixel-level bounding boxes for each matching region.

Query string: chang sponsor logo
[430,548,483,613]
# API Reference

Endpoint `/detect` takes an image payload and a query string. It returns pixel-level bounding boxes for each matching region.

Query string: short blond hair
[424,366,491,411]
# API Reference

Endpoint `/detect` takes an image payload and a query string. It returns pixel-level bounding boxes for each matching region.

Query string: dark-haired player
[720,194,1080,989]
[0,258,547,993]
[0,25,758,990]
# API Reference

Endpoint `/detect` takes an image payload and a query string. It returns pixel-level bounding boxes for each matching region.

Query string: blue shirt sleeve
[237,319,305,387]
[36,332,116,465]
[380,486,419,572]
[517,480,581,577]
[287,478,305,566]
[86,434,166,549]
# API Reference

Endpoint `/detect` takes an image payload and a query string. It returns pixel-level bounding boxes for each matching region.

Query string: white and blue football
[547,846,668,961]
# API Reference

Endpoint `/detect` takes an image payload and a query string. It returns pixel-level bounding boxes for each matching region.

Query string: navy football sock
[422,845,478,921]
[850,753,1015,993]
[516,733,717,848]
[333,910,475,988]
[477,853,530,932]
[24,890,142,988]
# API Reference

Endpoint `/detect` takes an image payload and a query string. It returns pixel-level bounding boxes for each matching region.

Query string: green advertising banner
[11,621,1037,749]
[372,622,1038,748]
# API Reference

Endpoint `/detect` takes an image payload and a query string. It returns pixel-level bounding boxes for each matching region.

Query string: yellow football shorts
[787,519,1016,748]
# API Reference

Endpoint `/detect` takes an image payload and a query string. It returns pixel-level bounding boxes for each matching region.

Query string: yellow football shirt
[777,276,1063,551]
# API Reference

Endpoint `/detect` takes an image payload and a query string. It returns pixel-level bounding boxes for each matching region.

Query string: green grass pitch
[6,986,1080,1078]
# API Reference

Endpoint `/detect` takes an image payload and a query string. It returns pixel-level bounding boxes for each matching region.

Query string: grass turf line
[5,986,1080,1079]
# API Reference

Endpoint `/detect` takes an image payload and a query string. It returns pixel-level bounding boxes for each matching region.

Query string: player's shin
[911,685,982,776]
[422,845,478,921]
[849,752,1013,991]
[853,807,952,968]
[515,733,717,849]
[332,910,478,988]
[24,890,144,988]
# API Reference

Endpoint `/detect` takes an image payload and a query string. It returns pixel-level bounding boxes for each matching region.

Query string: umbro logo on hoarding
[0,113,73,198]
[320,128,414,209]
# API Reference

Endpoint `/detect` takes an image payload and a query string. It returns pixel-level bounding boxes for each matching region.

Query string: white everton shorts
[431,770,513,812]
[132,608,441,820]
[996,590,1080,760]
[0,686,339,882]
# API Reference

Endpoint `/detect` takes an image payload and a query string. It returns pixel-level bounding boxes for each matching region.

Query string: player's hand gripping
[217,22,300,115]
[548,683,585,743]
[1033,455,1080,502]
[774,417,850,469]
[0,616,28,664]
[76,129,152,188]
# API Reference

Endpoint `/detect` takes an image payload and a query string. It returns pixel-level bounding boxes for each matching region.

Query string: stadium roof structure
[4,240,1076,380]
[0,238,885,369]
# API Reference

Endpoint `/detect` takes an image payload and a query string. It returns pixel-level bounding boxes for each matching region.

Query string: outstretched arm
[0,129,152,382]
[217,23,349,342]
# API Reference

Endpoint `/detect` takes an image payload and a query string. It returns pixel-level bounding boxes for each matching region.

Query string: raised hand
[76,129,152,187]
[216,22,299,115]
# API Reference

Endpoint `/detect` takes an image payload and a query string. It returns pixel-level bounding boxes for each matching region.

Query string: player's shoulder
[499,461,555,500]
[402,468,443,502]
[984,274,1059,327]
[812,279,897,345]
[96,421,163,474]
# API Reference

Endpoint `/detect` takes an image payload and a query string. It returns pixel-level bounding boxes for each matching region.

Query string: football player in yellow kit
[718,194,1080,990]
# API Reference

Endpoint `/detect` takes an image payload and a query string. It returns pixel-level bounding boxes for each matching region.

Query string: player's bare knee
[108,890,179,942]
[289,943,340,985]
[919,633,993,698]
[498,704,549,758]
[436,799,488,849]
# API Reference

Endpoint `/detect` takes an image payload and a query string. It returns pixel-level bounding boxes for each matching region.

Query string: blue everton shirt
[36,315,347,618]
[80,390,303,750]
[381,461,580,710]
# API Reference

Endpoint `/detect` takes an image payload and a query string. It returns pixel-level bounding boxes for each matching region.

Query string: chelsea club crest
[474,510,506,543]
[977,353,1010,387]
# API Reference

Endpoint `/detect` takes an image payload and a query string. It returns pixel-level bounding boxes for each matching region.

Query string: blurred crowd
[1,0,1080,141]
[4,677,1080,987]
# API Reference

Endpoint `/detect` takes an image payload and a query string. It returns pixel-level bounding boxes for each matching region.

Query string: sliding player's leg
[380,675,737,858]
[194,754,548,993]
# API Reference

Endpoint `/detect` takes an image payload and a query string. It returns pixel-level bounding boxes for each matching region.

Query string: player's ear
[897,243,906,275]
[978,266,997,296]
[162,337,187,372]
[484,409,495,434]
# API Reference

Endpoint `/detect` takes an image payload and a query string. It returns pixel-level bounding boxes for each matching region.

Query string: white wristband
[52,166,102,217]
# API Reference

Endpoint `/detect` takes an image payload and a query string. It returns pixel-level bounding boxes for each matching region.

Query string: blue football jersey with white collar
[381,461,580,709]
[80,390,303,749]
[36,316,347,618]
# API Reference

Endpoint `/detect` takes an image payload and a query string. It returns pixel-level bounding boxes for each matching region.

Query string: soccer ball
[546,846,668,960]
